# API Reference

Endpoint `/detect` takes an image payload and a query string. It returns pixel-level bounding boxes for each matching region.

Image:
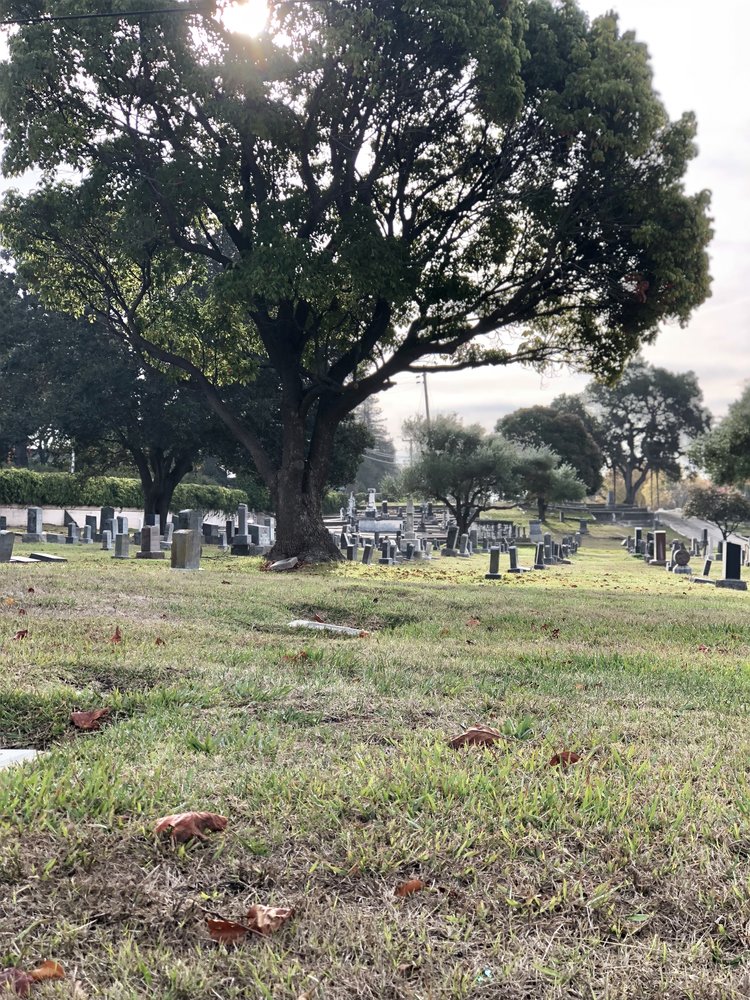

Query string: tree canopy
[690,384,750,488]
[584,359,710,504]
[496,404,603,494]
[0,0,712,559]
[684,484,750,541]
[513,444,587,520]
[401,415,519,536]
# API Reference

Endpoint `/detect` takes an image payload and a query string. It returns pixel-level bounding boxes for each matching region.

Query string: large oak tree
[0,0,712,559]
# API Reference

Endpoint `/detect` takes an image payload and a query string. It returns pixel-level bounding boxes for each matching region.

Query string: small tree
[684,484,750,540]
[401,416,518,536]
[497,405,603,494]
[514,445,587,521]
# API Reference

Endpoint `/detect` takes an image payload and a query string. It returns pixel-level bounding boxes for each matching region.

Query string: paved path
[655,509,748,551]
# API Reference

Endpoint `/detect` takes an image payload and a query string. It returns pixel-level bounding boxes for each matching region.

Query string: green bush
[0,469,247,513]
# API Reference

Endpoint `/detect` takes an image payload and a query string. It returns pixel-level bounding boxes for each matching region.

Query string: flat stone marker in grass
[692,558,714,585]
[0,749,37,770]
[28,552,67,563]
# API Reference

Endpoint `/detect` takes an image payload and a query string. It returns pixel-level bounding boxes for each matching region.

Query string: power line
[0,3,213,26]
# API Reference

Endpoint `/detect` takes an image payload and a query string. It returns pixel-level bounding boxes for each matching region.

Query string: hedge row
[0,469,248,514]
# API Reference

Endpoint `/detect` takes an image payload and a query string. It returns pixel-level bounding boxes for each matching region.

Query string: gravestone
[362,542,373,565]
[485,546,502,580]
[178,509,203,533]
[378,539,393,565]
[24,507,45,543]
[458,533,470,558]
[66,523,79,545]
[633,527,643,556]
[101,530,113,551]
[469,528,479,551]
[81,525,93,544]
[404,499,416,540]
[231,504,253,555]
[136,524,165,560]
[443,525,459,557]
[359,519,401,534]
[650,530,667,566]
[171,529,202,570]
[160,522,174,551]
[692,557,714,585]
[85,515,98,540]
[579,519,588,534]
[99,506,115,536]
[672,547,692,576]
[533,542,546,570]
[529,520,543,543]
[543,532,554,564]
[115,515,129,535]
[507,545,521,574]
[0,516,6,531]
[0,531,15,563]
[716,542,747,591]
[113,533,130,559]
[365,489,377,518]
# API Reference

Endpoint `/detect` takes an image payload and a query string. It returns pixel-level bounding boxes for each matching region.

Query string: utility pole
[422,373,431,446]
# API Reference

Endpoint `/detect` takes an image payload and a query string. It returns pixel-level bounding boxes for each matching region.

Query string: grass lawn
[2,526,750,999]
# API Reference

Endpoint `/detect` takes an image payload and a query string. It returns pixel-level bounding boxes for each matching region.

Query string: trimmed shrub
[0,469,248,513]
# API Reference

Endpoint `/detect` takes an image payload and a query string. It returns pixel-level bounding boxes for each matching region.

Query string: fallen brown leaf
[154,811,228,843]
[448,724,503,749]
[3,596,15,606]
[12,629,28,641]
[29,961,65,984]
[206,917,249,944]
[395,878,425,897]
[27,587,35,594]
[155,637,166,646]
[313,612,326,623]
[246,904,295,935]
[465,617,481,627]
[110,626,122,644]
[17,609,26,616]
[549,751,581,768]
[71,708,110,731]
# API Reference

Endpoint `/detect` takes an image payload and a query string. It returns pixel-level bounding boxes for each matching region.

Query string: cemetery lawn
[2,530,750,999]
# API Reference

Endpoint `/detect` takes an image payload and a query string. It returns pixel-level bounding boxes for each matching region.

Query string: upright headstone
[24,507,45,543]
[161,522,174,551]
[381,500,388,516]
[458,533,470,558]
[485,546,502,580]
[716,542,747,591]
[85,514,98,540]
[633,527,643,556]
[508,545,521,574]
[442,525,459,556]
[0,516,6,531]
[0,531,15,563]
[101,530,113,551]
[404,499,416,540]
[579,519,588,534]
[543,532,554,564]
[136,524,165,559]
[533,543,546,570]
[115,515,129,536]
[66,523,79,545]
[692,557,714,585]
[81,525,93,544]
[672,547,692,576]
[362,542,373,565]
[171,529,202,570]
[113,533,130,559]
[378,539,392,565]
[99,506,115,537]
[650,530,667,566]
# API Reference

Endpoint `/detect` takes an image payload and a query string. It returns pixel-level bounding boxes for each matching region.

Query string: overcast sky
[382,0,750,453]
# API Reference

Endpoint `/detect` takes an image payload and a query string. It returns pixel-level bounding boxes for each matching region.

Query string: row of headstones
[625,528,747,591]
[332,524,580,570]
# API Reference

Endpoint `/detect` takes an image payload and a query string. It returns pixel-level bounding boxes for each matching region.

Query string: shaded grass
[1,530,750,998]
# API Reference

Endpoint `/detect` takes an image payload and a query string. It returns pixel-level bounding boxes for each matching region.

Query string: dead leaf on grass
[206,917,250,944]
[71,708,110,731]
[246,904,295,935]
[395,879,425,897]
[154,811,228,843]
[283,651,310,662]
[110,626,122,644]
[448,724,503,749]
[17,609,26,616]
[313,612,326,623]
[3,597,15,606]
[155,637,166,646]
[0,961,64,996]
[465,617,481,627]
[12,629,28,640]
[549,751,581,768]
[28,962,65,984]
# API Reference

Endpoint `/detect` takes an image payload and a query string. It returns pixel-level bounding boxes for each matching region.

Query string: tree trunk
[537,496,547,521]
[269,477,341,562]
